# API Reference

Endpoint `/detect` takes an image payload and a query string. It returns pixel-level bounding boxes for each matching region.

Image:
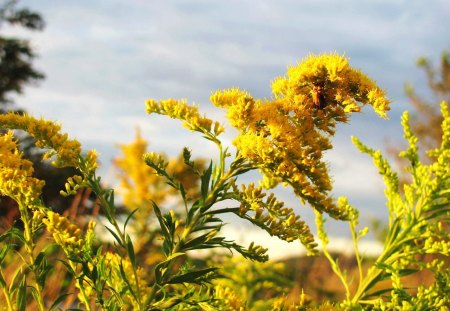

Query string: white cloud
[6,0,449,240]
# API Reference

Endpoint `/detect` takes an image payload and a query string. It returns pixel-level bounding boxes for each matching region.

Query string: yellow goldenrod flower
[145,98,224,136]
[42,211,83,256]
[0,113,82,167]
[211,53,391,219]
[0,131,45,208]
[238,183,317,254]
[114,129,167,210]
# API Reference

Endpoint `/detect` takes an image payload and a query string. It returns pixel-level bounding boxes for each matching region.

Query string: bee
[311,83,326,109]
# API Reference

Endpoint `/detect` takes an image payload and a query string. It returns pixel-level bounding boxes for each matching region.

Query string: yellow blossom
[0,113,82,167]
[114,129,166,211]
[42,211,83,256]
[145,98,224,136]
[238,183,317,253]
[0,131,45,208]
[211,53,391,219]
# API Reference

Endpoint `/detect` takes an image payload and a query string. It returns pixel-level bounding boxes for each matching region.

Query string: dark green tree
[0,0,45,113]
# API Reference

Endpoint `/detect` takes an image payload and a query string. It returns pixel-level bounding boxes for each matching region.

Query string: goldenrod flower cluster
[41,211,84,256]
[114,129,167,210]
[0,131,45,208]
[237,183,317,254]
[143,54,390,221]
[271,52,390,118]
[146,98,224,136]
[211,53,391,219]
[0,113,82,167]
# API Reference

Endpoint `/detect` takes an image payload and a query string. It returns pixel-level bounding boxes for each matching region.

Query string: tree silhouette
[0,0,45,112]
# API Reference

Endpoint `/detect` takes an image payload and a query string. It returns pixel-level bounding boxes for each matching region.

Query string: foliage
[0,53,448,310]
[317,102,450,309]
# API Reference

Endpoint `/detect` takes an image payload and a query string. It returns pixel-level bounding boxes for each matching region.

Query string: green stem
[68,261,93,311]
[146,161,241,307]
[322,245,351,300]
[19,205,45,311]
[350,222,364,289]
[88,174,144,309]
[0,272,14,311]
[351,223,412,305]
[131,263,143,310]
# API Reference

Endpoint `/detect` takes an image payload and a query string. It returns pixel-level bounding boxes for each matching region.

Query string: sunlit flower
[211,53,391,219]
[145,98,224,136]
[0,131,45,208]
[114,128,166,210]
[0,113,82,167]
[42,211,83,256]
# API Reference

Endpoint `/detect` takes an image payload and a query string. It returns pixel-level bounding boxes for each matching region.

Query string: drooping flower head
[211,53,391,219]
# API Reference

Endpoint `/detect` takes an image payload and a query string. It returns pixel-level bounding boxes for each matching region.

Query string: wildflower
[211,53,391,219]
[42,211,83,256]
[237,183,318,254]
[0,113,82,167]
[0,131,45,208]
[145,98,224,136]
[114,129,166,210]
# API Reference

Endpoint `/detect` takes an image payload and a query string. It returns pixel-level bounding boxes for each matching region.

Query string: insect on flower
[311,83,326,109]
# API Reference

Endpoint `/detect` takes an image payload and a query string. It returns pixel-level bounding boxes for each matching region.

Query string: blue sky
[4,0,450,242]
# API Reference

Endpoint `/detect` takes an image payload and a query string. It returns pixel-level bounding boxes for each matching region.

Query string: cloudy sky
[4,0,450,246]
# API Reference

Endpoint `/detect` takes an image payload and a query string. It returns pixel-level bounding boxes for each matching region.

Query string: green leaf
[398,268,419,277]
[179,183,187,206]
[201,161,213,199]
[34,251,46,268]
[365,287,394,298]
[9,265,24,291]
[118,261,137,301]
[166,267,218,285]
[187,200,202,224]
[30,286,41,309]
[126,235,136,267]
[152,202,169,238]
[57,259,76,276]
[179,231,216,252]
[154,262,167,284]
[104,226,123,247]
[165,252,186,262]
[0,244,9,265]
[35,254,52,287]
[17,275,26,311]
[124,208,139,232]
[8,227,27,245]
[0,271,6,289]
[49,293,74,311]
